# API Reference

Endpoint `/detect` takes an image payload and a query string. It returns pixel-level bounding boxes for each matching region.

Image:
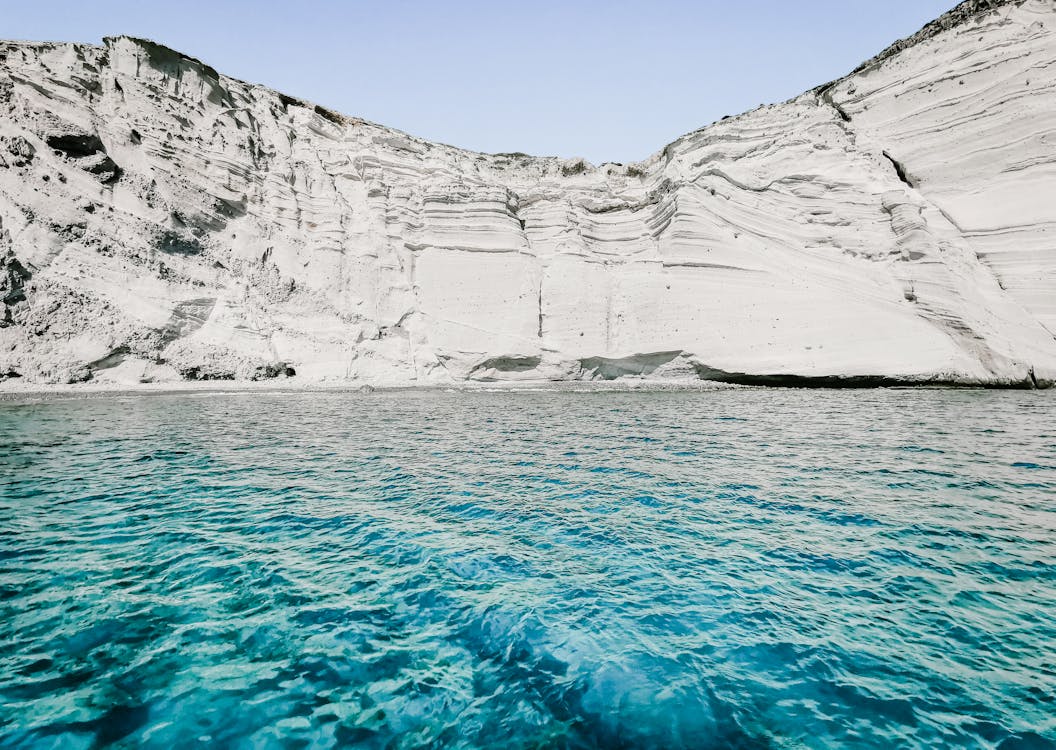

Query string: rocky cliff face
[1,0,1054,386]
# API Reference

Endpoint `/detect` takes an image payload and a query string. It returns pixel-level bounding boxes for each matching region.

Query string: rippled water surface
[1,389,1055,749]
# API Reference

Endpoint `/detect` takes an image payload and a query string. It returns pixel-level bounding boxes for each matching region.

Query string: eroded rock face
[0,0,1054,386]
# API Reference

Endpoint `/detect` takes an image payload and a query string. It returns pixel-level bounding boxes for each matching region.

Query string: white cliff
[1,0,1054,387]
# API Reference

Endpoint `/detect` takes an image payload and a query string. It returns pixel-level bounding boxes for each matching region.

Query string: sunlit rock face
[1,0,1054,386]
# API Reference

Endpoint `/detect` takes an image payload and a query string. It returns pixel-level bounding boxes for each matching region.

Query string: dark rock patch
[154,231,203,257]
[471,356,542,379]
[580,352,683,380]
[88,346,130,371]
[157,298,216,345]
[46,133,122,183]
[3,135,35,166]
[314,104,344,125]
[561,159,588,177]
[250,362,295,380]
[277,92,303,111]
[1,250,31,327]
[46,133,105,159]
[690,363,1045,390]
[178,365,236,381]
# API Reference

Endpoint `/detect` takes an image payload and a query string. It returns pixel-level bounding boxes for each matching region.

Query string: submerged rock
[0,0,1054,387]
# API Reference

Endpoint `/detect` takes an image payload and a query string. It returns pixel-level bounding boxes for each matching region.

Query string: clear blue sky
[6,0,955,163]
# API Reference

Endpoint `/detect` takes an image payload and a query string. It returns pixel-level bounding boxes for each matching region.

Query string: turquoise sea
[1,389,1054,749]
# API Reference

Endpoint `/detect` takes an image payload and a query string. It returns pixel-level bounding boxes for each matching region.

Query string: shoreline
[0,378,744,402]
[1,376,1050,402]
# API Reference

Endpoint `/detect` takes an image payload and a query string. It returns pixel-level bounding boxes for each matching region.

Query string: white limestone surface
[1,0,1054,387]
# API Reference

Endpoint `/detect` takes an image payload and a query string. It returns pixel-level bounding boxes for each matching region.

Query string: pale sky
[5,0,955,163]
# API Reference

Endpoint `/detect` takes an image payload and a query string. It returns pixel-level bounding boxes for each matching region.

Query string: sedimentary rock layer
[1,0,1054,386]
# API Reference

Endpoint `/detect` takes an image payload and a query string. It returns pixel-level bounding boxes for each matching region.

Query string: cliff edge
[1,0,1054,387]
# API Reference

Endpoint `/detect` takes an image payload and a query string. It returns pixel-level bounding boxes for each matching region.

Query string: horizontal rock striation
[1,0,1055,386]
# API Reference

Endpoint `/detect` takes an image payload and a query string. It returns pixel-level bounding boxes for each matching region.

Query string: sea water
[1,389,1054,749]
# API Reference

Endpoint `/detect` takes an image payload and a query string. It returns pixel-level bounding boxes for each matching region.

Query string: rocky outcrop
[0,0,1054,386]
[842,0,1025,75]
